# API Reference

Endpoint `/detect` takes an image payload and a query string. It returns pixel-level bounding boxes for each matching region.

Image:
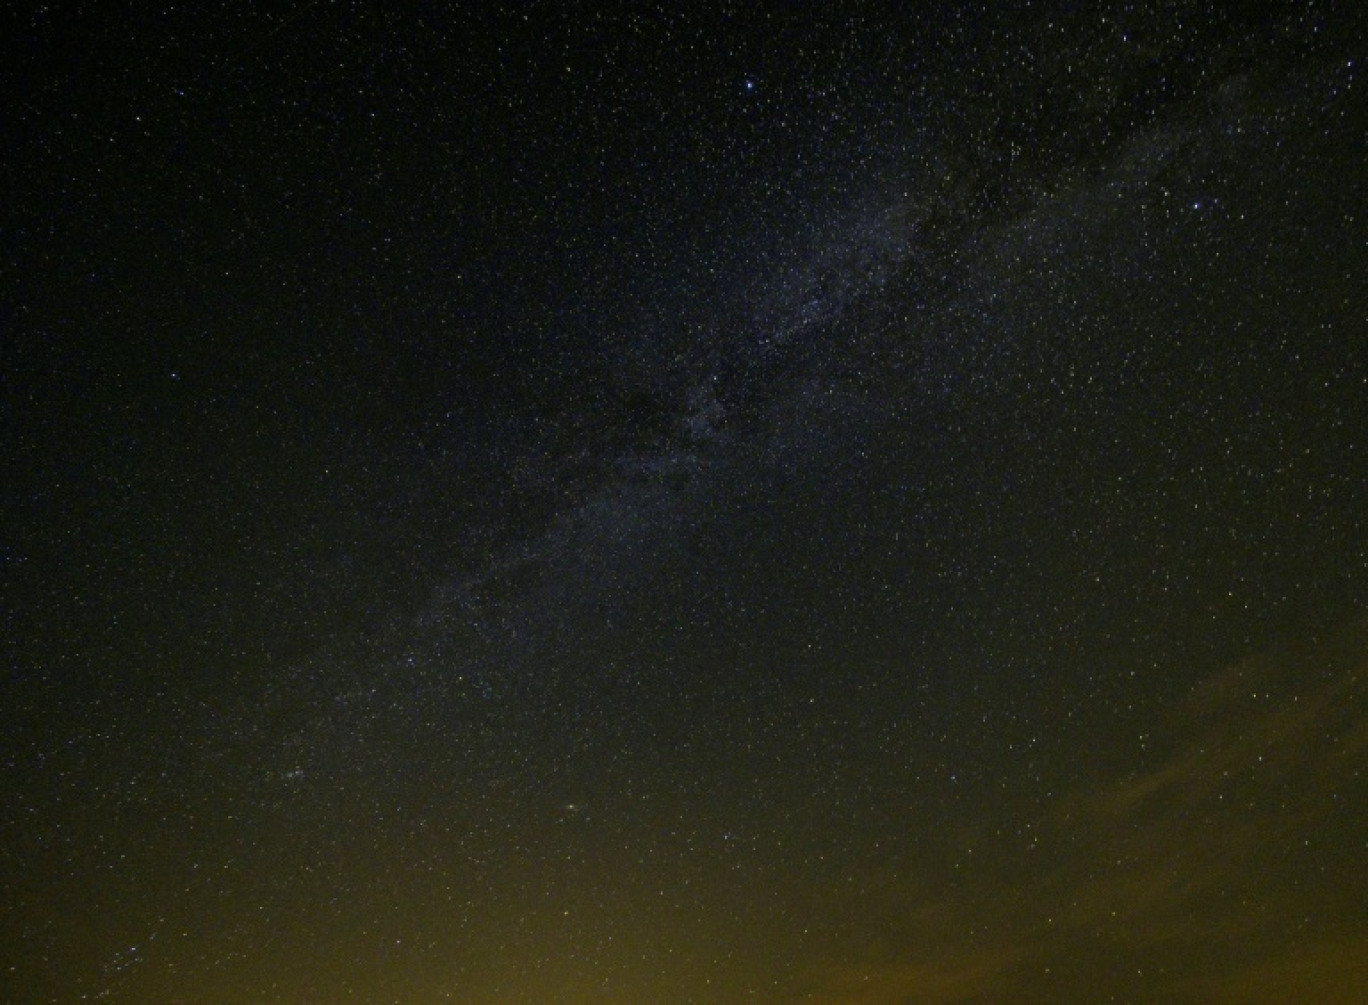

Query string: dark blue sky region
[4,3,1367,1000]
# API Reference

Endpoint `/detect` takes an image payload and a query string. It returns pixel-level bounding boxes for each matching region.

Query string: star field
[4,3,1367,1000]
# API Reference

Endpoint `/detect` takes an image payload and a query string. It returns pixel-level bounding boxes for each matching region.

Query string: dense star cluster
[4,3,1367,1000]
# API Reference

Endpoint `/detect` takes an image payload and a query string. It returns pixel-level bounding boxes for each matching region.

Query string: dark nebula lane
[4,3,1367,1000]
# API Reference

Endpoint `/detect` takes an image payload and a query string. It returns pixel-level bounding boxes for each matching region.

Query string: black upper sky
[4,2,1367,1000]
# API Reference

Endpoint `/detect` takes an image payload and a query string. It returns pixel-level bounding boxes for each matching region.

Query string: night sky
[4,3,1368,1001]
